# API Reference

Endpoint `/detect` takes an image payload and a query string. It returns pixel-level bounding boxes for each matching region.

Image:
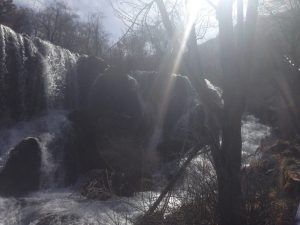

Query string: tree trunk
[214,1,258,224]
[216,113,244,225]
[217,165,243,225]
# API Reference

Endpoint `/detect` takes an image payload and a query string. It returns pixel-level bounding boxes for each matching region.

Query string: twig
[105,0,155,54]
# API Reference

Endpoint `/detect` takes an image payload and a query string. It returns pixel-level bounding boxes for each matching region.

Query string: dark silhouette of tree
[213,1,258,224]
[79,12,109,57]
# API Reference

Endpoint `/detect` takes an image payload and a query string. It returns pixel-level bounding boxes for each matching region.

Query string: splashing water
[0,106,271,224]
[0,25,272,225]
[0,190,164,225]
[241,115,271,163]
[0,110,72,189]
[39,39,79,109]
[0,25,79,120]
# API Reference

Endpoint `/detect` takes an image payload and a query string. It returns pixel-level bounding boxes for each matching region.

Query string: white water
[241,115,271,164]
[0,190,161,225]
[0,25,272,225]
[39,39,79,109]
[0,25,80,118]
[0,114,270,225]
[185,114,271,176]
[0,111,71,188]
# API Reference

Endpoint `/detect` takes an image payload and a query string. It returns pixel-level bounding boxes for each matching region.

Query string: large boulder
[153,74,197,162]
[0,137,42,197]
[131,71,199,162]
[65,67,147,186]
[88,66,143,136]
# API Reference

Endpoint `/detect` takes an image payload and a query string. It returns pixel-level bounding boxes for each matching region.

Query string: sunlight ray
[172,0,200,74]
[146,0,201,158]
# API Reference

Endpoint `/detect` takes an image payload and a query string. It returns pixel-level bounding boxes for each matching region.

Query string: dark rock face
[88,67,143,133]
[76,56,107,109]
[65,67,146,192]
[0,137,42,197]
[64,110,100,184]
[154,75,197,162]
[131,72,200,161]
[87,67,145,144]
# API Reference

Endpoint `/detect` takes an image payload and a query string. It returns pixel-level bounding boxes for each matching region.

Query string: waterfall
[0,26,8,114]
[36,39,79,109]
[0,26,273,225]
[0,110,72,188]
[0,25,82,189]
[0,114,270,225]
[0,25,80,121]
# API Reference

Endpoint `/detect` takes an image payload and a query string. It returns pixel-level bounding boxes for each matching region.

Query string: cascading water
[0,25,83,224]
[0,24,81,189]
[38,39,79,109]
[0,25,272,225]
[0,111,70,185]
[0,25,79,121]
[241,115,271,164]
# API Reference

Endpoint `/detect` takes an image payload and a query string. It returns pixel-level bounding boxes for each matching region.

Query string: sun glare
[171,0,201,75]
[186,0,202,15]
[147,0,218,166]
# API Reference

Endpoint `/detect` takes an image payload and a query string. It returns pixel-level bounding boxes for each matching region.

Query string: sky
[14,0,124,41]
[13,0,222,43]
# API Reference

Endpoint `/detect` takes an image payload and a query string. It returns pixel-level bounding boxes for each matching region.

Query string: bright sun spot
[186,0,202,15]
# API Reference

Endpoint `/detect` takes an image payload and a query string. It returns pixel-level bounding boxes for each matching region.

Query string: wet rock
[138,73,198,163]
[0,137,41,197]
[65,110,103,182]
[88,66,143,137]
[66,67,146,180]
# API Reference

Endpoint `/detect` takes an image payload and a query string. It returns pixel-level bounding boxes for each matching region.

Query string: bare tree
[83,12,108,56]
[36,1,79,48]
[9,1,109,57]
